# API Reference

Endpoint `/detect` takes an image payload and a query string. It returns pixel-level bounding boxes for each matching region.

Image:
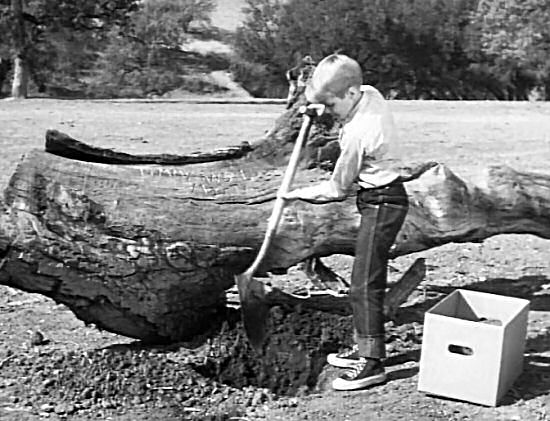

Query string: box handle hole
[448,344,473,356]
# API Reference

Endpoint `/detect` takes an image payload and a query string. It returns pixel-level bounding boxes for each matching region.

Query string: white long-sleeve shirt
[290,85,402,202]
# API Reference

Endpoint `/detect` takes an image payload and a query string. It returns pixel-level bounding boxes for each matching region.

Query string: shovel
[235,104,324,352]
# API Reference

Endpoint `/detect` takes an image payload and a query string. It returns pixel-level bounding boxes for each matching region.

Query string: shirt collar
[341,85,368,125]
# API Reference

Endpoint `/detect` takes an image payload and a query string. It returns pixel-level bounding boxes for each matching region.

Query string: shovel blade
[235,273,269,352]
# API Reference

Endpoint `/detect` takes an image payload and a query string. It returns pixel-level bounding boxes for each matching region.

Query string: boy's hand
[299,104,326,117]
[280,190,300,201]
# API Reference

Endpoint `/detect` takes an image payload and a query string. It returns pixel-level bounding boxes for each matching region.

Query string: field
[1,98,550,420]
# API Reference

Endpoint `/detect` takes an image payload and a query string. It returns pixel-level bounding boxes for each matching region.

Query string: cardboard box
[417,289,529,406]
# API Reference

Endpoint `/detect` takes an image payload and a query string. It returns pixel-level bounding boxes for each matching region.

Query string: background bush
[1,0,549,99]
[232,0,550,100]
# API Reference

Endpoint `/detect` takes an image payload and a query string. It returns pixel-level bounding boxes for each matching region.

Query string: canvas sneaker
[326,345,362,368]
[332,358,387,391]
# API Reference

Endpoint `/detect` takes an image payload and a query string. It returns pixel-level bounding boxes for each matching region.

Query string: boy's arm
[284,135,363,203]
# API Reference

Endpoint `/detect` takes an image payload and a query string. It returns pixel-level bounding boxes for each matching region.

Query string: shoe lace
[340,345,359,358]
[343,358,367,379]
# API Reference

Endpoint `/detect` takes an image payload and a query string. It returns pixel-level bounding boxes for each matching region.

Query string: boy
[283,54,409,391]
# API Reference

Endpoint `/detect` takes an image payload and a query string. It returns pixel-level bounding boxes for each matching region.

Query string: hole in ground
[192,306,353,396]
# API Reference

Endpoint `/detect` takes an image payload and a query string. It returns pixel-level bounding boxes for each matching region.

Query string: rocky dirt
[1,99,550,420]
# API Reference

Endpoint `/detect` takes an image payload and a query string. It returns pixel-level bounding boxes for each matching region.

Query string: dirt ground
[1,98,550,420]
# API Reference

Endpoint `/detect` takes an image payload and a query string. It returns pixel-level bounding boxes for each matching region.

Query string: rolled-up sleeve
[287,134,364,202]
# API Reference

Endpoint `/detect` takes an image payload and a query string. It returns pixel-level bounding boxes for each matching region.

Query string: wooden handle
[243,114,312,277]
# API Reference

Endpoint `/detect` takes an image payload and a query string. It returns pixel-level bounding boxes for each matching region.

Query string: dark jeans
[350,182,408,359]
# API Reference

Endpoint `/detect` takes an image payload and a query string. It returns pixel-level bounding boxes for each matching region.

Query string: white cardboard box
[417,289,529,406]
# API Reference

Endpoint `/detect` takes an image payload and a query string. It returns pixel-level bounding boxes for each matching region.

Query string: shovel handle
[242,114,313,277]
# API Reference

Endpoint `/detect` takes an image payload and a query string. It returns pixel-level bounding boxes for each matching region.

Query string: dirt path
[0,99,550,420]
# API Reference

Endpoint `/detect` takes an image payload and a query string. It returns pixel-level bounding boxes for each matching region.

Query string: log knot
[46,182,106,224]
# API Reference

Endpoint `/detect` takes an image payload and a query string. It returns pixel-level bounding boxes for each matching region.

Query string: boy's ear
[347,85,361,98]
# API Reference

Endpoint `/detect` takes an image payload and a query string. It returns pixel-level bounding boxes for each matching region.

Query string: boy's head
[305,54,363,121]
[305,54,363,104]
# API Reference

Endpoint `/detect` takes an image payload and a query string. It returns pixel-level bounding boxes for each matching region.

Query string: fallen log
[1,95,550,343]
[45,129,253,165]
[1,139,549,342]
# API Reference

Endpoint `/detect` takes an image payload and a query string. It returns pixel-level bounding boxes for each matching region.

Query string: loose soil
[1,98,550,420]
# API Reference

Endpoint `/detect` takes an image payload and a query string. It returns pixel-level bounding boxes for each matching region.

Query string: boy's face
[321,88,358,122]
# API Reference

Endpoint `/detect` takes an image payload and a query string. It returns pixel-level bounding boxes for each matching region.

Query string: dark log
[294,257,350,291]
[1,140,550,342]
[45,129,253,165]
[383,258,426,318]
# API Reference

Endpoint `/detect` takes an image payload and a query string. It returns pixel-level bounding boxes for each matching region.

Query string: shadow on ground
[95,275,550,403]
[393,274,550,405]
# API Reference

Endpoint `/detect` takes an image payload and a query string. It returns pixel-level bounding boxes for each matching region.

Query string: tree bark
[1,142,549,342]
[11,56,28,98]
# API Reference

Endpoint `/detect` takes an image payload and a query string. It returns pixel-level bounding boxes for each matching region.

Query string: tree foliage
[2,0,549,100]
[467,0,550,99]
[0,0,219,97]
[89,0,222,98]
[233,0,549,100]
[0,0,138,96]
[131,0,215,45]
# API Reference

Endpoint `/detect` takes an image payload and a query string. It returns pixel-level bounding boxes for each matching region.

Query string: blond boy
[284,54,408,391]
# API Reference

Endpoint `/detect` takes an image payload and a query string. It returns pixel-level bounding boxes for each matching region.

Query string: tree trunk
[11,55,28,98]
[10,0,28,99]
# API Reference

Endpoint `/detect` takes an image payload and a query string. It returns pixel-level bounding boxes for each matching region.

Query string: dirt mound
[0,302,424,420]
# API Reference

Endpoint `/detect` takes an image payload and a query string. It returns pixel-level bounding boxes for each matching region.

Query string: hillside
[211,0,247,31]
[158,1,252,99]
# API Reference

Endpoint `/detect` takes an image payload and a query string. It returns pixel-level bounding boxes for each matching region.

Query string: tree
[89,0,220,98]
[9,0,27,97]
[233,0,513,99]
[172,0,216,33]
[132,0,215,45]
[234,0,284,66]
[0,0,138,98]
[468,0,550,99]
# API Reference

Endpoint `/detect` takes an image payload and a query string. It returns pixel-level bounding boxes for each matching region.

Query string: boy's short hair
[305,54,363,103]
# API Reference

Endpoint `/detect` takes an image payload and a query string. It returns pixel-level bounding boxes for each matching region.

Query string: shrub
[229,57,287,98]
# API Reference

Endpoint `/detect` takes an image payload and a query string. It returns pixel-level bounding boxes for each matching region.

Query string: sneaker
[332,358,387,391]
[327,345,362,368]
